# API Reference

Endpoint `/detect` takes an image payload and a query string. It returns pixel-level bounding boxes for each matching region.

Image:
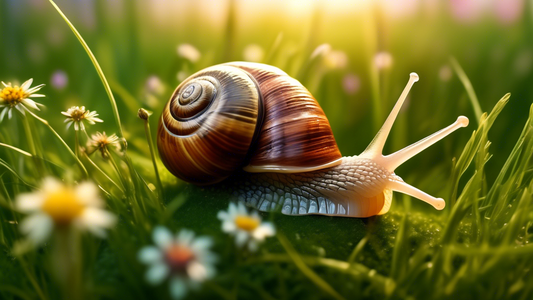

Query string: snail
[157,62,469,218]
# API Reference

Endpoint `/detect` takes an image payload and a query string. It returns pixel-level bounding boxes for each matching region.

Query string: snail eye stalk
[360,72,469,210]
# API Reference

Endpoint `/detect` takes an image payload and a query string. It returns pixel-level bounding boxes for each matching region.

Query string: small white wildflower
[62,106,103,131]
[243,44,264,62]
[88,131,120,158]
[439,65,453,82]
[374,51,394,70]
[177,71,189,82]
[342,73,361,95]
[310,43,332,60]
[50,70,68,90]
[16,177,116,245]
[0,78,45,121]
[217,202,276,252]
[138,227,217,300]
[145,75,165,96]
[177,44,201,63]
[324,50,348,69]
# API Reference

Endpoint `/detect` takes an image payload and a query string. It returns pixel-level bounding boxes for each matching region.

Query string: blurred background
[0,0,530,198]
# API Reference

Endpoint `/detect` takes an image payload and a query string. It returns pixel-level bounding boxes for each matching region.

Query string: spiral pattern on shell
[158,65,263,185]
[158,62,342,185]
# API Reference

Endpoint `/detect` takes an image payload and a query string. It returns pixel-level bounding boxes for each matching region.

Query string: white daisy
[87,131,121,158]
[138,227,217,300]
[61,106,103,131]
[217,202,276,252]
[177,44,201,63]
[16,177,116,245]
[374,51,394,70]
[243,44,264,62]
[0,78,45,121]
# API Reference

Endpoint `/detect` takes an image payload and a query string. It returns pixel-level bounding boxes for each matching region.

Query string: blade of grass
[277,234,346,300]
[347,234,368,265]
[23,107,88,177]
[449,93,509,206]
[0,158,34,188]
[48,0,124,137]
[254,253,396,296]
[450,57,483,124]
[0,143,32,157]
[109,79,140,115]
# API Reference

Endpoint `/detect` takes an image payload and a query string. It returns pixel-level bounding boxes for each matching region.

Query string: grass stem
[83,153,124,193]
[18,256,47,300]
[48,0,124,138]
[450,57,483,124]
[74,130,80,159]
[0,143,32,157]
[23,107,88,177]
[139,110,163,200]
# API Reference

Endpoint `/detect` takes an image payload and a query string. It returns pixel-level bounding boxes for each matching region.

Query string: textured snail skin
[231,156,397,217]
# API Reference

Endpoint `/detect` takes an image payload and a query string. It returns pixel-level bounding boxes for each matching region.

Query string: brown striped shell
[157,62,342,185]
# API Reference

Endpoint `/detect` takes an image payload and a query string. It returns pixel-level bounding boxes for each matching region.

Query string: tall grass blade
[450,57,483,124]
[48,0,124,137]
[277,234,346,300]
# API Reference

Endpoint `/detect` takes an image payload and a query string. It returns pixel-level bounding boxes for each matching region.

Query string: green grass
[1,1,533,299]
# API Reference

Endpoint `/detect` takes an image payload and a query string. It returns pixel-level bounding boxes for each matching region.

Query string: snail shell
[158,62,341,185]
[158,63,469,217]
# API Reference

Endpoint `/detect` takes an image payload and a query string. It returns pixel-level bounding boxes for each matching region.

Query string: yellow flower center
[41,188,85,226]
[234,215,260,231]
[0,86,28,106]
[69,109,87,121]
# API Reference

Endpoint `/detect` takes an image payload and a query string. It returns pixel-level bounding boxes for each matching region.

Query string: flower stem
[52,228,83,300]
[141,117,164,200]
[24,107,88,177]
[83,153,124,193]
[21,112,45,174]
[106,150,127,190]
[74,130,80,158]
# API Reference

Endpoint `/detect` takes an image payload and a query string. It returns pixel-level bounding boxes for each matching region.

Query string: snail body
[158,62,469,217]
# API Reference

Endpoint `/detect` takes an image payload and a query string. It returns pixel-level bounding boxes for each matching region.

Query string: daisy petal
[187,261,207,281]
[191,236,213,252]
[0,108,8,122]
[21,78,33,90]
[16,193,45,212]
[221,221,236,233]
[237,202,248,215]
[153,226,173,249]
[145,262,170,285]
[169,276,187,299]
[252,222,276,240]
[20,213,53,245]
[138,246,163,264]
[248,240,259,252]
[29,94,45,98]
[76,182,102,206]
[235,231,249,247]
[41,177,64,193]
[22,99,39,110]
[176,229,195,246]
[80,208,116,235]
